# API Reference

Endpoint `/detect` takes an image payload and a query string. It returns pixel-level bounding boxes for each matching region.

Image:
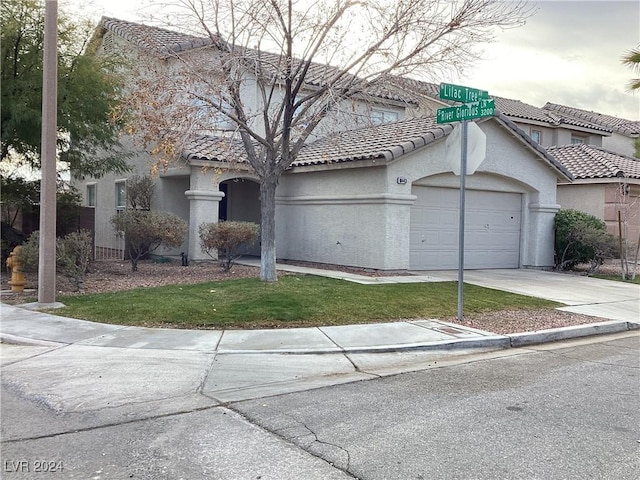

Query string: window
[371,109,399,125]
[86,184,96,207]
[530,129,541,144]
[115,181,127,209]
[571,135,585,145]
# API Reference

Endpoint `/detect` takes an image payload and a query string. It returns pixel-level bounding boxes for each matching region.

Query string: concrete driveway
[417,269,640,323]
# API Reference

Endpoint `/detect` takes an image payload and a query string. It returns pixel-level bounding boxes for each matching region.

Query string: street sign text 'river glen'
[436,99,495,124]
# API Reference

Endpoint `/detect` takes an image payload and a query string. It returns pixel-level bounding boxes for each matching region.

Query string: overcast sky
[67,0,640,120]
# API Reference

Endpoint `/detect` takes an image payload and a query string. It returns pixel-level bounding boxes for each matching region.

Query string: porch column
[526,203,561,269]
[185,189,225,261]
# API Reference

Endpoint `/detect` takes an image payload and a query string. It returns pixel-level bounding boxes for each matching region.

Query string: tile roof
[183,113,573,180]
[293,116,453,166]
[185,136,250,163]
[386,78,611,133]
[100,17,214,57]
[543,102,640,136]
[99,17,415,105]
[547,144,640,180]
[183,117,455,166]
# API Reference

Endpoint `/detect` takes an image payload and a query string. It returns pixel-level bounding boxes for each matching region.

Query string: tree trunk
[259,178,278,282]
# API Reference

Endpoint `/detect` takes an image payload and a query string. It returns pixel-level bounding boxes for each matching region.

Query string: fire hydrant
[6,246,27,293]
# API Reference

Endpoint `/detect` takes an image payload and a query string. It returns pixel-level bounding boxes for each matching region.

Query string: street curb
[507,320,638,348]
[215,336,511,355]
[336,335,511,355]
[0,333,67,348]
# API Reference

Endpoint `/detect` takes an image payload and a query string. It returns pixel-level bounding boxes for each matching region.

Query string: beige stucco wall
[603,132,637,158]
[556,184,605,219]
[275,118,562,270]
[553,129,603,147]
[275,165,411,269]
[72,136,193,258]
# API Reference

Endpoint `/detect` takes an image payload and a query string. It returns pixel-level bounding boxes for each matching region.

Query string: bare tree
[121,0,530,281]
[614,181,639,280]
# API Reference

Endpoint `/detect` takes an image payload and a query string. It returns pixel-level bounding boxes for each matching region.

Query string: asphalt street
[1,332,638,479]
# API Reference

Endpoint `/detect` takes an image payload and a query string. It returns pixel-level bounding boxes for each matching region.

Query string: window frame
[115,180,127,210]
[86,183,97,207]
[530,129,542,144]
[371,108,399,126]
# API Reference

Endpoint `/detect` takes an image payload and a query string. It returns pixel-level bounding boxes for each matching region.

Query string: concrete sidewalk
[1,264,638,353]
[1,265,639,404]
[0,302,508,353]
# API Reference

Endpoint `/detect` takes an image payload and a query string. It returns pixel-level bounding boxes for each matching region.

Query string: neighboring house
[549,144,640,243]
[543,103,640,158]
[75,17,572,271]
[491,97,613,149]
[391,79,640,246]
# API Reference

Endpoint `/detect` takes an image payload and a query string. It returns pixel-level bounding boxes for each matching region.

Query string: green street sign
[436,99,495,124]
[439,83,489,103]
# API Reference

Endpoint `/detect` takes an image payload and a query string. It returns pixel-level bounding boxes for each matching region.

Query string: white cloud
[458,0,640,120]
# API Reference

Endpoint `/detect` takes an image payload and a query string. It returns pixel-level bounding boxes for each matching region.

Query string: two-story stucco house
[75,17,572,271]
[543,102,640,158]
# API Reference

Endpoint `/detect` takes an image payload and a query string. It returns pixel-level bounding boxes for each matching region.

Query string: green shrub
[15,231,40,273]
[15,230,93,291]
[199,221,259,272]
[554,209,618,273]
[111,210,187,271]
[57,230,93,291]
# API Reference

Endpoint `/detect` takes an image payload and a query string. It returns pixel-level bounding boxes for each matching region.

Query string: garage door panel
[410,186,521,270]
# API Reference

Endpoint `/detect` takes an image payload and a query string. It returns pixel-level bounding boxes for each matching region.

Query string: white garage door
[410,187,522,270]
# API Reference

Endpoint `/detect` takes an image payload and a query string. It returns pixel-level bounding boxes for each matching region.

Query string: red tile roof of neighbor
[548,144,640,180]
[544,103,640,136]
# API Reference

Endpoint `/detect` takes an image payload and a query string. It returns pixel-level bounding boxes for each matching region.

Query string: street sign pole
[457,121,468,321]
[436,83,493,321]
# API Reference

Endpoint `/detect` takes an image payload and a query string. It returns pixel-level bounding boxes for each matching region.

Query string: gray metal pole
[457,120,468,320]
[38,0,58,305]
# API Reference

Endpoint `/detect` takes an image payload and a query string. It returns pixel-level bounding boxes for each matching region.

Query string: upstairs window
[571,135,585,145]
[530,129,541,144]
[115,181,127,210]
[86,184,96,207]
[371,109,399,125]
[192,98,235,131]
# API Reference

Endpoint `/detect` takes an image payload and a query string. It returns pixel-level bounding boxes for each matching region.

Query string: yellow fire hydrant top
[6,246,27,293]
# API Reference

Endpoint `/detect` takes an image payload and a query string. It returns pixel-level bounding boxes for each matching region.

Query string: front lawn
[49,274,560,329]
